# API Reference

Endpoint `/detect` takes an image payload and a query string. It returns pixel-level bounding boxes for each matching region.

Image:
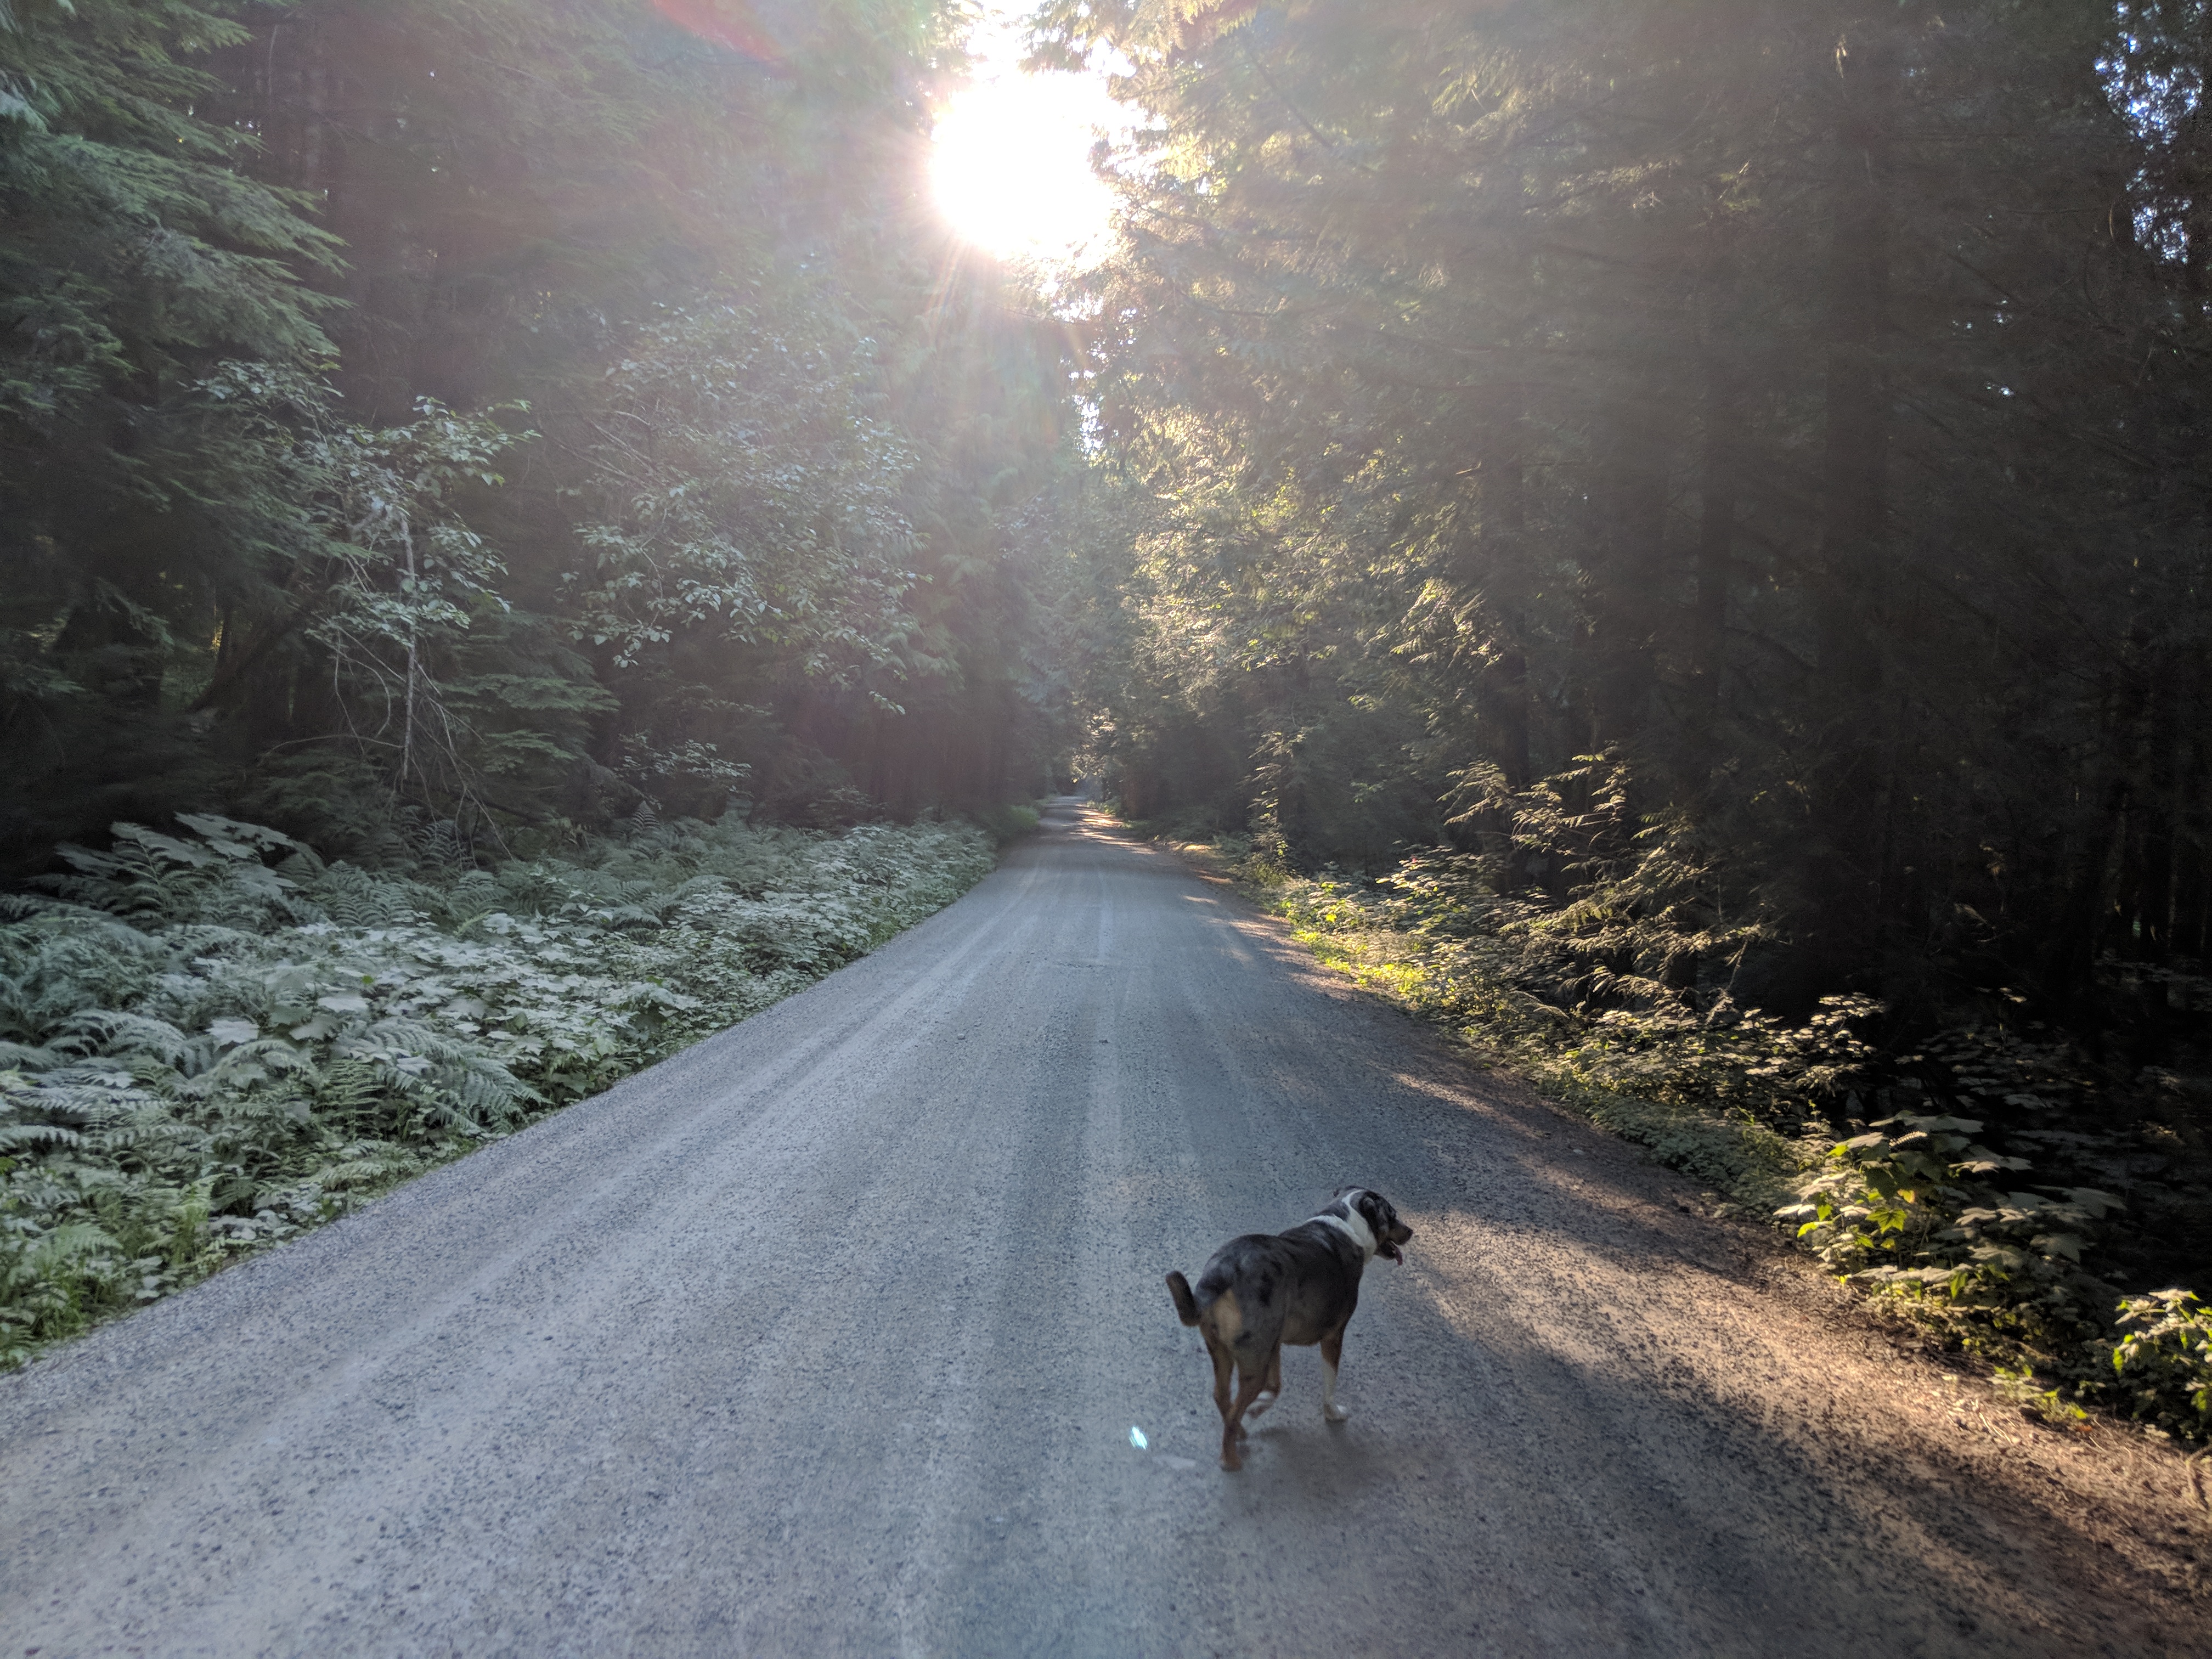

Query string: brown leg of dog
[1248,1347,1284,1421]
[1320,1328,1351,1423]
[1220,1353,1273,1471]
[1209,1339,1235,1432]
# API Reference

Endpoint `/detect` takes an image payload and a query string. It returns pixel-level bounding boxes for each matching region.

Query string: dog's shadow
[1220,1385,1412,1498]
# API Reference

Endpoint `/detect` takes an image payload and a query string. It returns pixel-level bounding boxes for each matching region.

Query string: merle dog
[1165,1188,1414,1471]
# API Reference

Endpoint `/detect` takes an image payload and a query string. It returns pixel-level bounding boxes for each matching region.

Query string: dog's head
[1333,1187,1415,1264]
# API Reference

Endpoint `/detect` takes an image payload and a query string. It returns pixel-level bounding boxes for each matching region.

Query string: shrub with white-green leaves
[1770,1113,2212,1438]
[1,812,994,1364]
[1779,1113,2121,1340]
[2111,1289,2212,1440]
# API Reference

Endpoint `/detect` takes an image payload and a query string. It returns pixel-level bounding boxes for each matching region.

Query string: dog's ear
[1357,1189,1412,1241]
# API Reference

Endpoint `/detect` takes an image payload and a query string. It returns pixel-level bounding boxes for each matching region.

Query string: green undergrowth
[970,801,1044,845]
[1163,823,2212,1447]
[1,812,997,1365]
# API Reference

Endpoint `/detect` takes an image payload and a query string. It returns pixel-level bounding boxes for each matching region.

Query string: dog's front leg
[1319,1329,1351,1423]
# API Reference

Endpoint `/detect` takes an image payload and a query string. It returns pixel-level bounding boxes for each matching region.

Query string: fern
[312,1057,384,1132]
[0,809,995,1363]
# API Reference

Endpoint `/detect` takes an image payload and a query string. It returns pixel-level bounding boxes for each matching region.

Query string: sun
[930,40,1121,266]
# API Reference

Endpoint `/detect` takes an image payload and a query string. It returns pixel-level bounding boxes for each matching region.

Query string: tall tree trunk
[1692,354,1739,740]
[1481,410,1533,792]
[2174,651,2210,962]
[1811,14,1900,979]
[1814,31,1895,694]
[1491,647,1533,793]
[2049,669,2146,1026]
[2137,650,2181,963]
[1592,397,1667,751]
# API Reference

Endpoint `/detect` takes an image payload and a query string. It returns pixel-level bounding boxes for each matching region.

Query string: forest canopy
[1039,0,2212,1055]
[0,0,1085,873]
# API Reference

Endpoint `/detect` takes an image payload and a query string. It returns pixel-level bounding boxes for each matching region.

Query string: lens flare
[652,0,785,61]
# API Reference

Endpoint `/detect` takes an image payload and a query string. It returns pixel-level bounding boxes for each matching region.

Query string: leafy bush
[1990,1364,2091,1429]
[0,811,995,1364]
[972,803,1043,846]
[1779,1113,2121,1344]
[1771,1116,2212,1437]
[1239,815,1876,1215]
[2111,1290,2212,1440]
[1188,757,2211,1442]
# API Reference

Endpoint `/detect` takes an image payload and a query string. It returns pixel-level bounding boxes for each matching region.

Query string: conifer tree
[1,0,342,853]
[1055,0,2212,1038]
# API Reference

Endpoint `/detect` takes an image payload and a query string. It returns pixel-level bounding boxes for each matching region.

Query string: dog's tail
[1165,1270,1201,1327]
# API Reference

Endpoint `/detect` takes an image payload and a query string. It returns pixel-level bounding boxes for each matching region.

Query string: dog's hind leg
[1246,1346,1284,1420]
[1219,1353,1274,1472]
[1207,1338,1235,1432]
[1319,1328,1351,1423]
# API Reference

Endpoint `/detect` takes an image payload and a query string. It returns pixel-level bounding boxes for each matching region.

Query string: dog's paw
[1323,1403,1352,1424]
[1247,1390,1277,1419]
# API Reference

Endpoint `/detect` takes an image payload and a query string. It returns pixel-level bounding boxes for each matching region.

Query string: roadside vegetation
[1142,781,2212,1446]
[0,810,998,1365]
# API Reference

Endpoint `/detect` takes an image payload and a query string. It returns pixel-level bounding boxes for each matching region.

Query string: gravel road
[0,803,2187,1656]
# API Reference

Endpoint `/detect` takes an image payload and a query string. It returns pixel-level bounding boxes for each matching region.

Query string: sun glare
[930,25,1122,267]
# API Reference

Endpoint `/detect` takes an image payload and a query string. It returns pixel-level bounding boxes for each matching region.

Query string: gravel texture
[0,802,2200,1656]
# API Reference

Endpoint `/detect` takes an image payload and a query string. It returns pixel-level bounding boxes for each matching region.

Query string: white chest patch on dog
[1312,1197,1376,1259]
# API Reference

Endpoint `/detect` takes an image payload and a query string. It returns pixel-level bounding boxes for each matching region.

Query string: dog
[1165,1187,1414,1471]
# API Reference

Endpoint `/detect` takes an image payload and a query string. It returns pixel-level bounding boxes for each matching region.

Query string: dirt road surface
[1,803,2202,1656]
